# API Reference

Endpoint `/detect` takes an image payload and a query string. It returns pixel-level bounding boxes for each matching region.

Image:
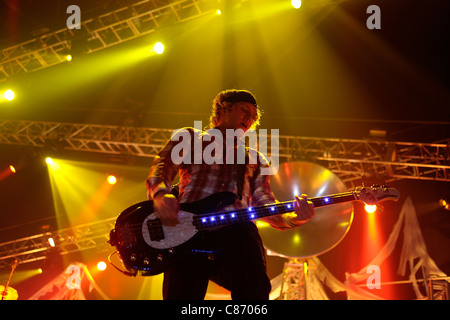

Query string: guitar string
[121,193,358,233]
[115,192,357,235]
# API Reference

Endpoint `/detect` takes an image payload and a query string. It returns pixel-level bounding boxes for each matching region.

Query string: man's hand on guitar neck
[153,191,180,226]
[152,191,314,229]
[261,194,315,231]
[289,194,315,227]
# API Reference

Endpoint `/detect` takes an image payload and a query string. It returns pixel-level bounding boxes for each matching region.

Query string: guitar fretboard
[192,191,357,230]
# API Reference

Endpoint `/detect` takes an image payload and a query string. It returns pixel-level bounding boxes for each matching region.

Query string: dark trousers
[162,222,272,300]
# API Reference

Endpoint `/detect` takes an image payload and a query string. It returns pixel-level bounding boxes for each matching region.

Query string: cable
[107,251,137,278]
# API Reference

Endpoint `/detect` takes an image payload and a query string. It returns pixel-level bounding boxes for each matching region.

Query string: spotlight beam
[292,0,302,9]
[3,90,15,100]
[0,0,215,82]
[0,217,117,270]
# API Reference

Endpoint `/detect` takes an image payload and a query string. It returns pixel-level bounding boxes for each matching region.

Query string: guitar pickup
[147,219,165,242]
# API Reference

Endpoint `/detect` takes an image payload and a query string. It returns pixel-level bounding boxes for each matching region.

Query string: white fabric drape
[267,197,447,300]
[29,263,110,300]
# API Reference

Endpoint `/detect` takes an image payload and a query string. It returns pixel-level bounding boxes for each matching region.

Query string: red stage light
[364,204,377,214]
[97,261,107,271]
[0,165,16,180]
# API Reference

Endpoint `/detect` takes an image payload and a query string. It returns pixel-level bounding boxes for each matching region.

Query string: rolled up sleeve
[146,127,193,200]
[251,164,276,206]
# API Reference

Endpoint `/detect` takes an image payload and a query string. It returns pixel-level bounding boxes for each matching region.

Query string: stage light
[292,233,301,245]
[153,42,164,54]
[97,261,107,271]
[45,157,61,172]
[48,237,56,247]
[65,54,73,62]
[216,9,222,15]
[364,204,377,214]
[47,159,119,227]
[0,165,17,181]
[4,89,15,101]
[439,199,450,211]
[107,175,117,185]
[291,0,302,9]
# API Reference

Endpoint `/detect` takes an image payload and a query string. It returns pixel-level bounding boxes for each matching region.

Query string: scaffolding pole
[1,120,449,184]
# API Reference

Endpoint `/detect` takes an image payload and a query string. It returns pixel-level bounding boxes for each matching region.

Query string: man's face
[217,102,258,132]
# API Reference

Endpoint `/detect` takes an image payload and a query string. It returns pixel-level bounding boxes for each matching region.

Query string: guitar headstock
[354,185,400,205]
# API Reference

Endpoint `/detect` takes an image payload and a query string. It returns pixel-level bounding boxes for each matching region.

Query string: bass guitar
[108,185,399,276]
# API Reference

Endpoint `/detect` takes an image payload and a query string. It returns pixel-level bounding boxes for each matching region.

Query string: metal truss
[279,259,308,300]
[0,120,449,184]
[0,119,174,158]
[0,218,116,270]
[0,0,219,82]
[427,278,450,300]
[0,119,448,269]
[0,0,355,83]
[277,136,450,184]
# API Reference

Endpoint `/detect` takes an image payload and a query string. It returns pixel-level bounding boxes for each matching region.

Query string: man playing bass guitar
[146,89,315,300]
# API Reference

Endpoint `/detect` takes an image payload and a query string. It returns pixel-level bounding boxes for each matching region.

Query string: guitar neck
[193,191,357,230]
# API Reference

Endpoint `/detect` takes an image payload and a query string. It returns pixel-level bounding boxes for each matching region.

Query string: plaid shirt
[146,127,276,211]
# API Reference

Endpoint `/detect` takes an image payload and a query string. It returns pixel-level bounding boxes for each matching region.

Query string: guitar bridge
[147,219,165,242]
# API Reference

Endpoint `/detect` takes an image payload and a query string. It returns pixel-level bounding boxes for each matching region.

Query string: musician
[146,89,315,300]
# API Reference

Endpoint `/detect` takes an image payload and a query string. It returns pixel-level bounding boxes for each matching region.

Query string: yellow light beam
[291,0,302,9]
[153,42,164,54]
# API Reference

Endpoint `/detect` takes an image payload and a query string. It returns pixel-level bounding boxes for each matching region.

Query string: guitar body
[109,192,237,276]
[108,185,399,277]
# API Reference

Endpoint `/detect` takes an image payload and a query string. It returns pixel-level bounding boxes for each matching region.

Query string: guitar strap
[236,147,248,200]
